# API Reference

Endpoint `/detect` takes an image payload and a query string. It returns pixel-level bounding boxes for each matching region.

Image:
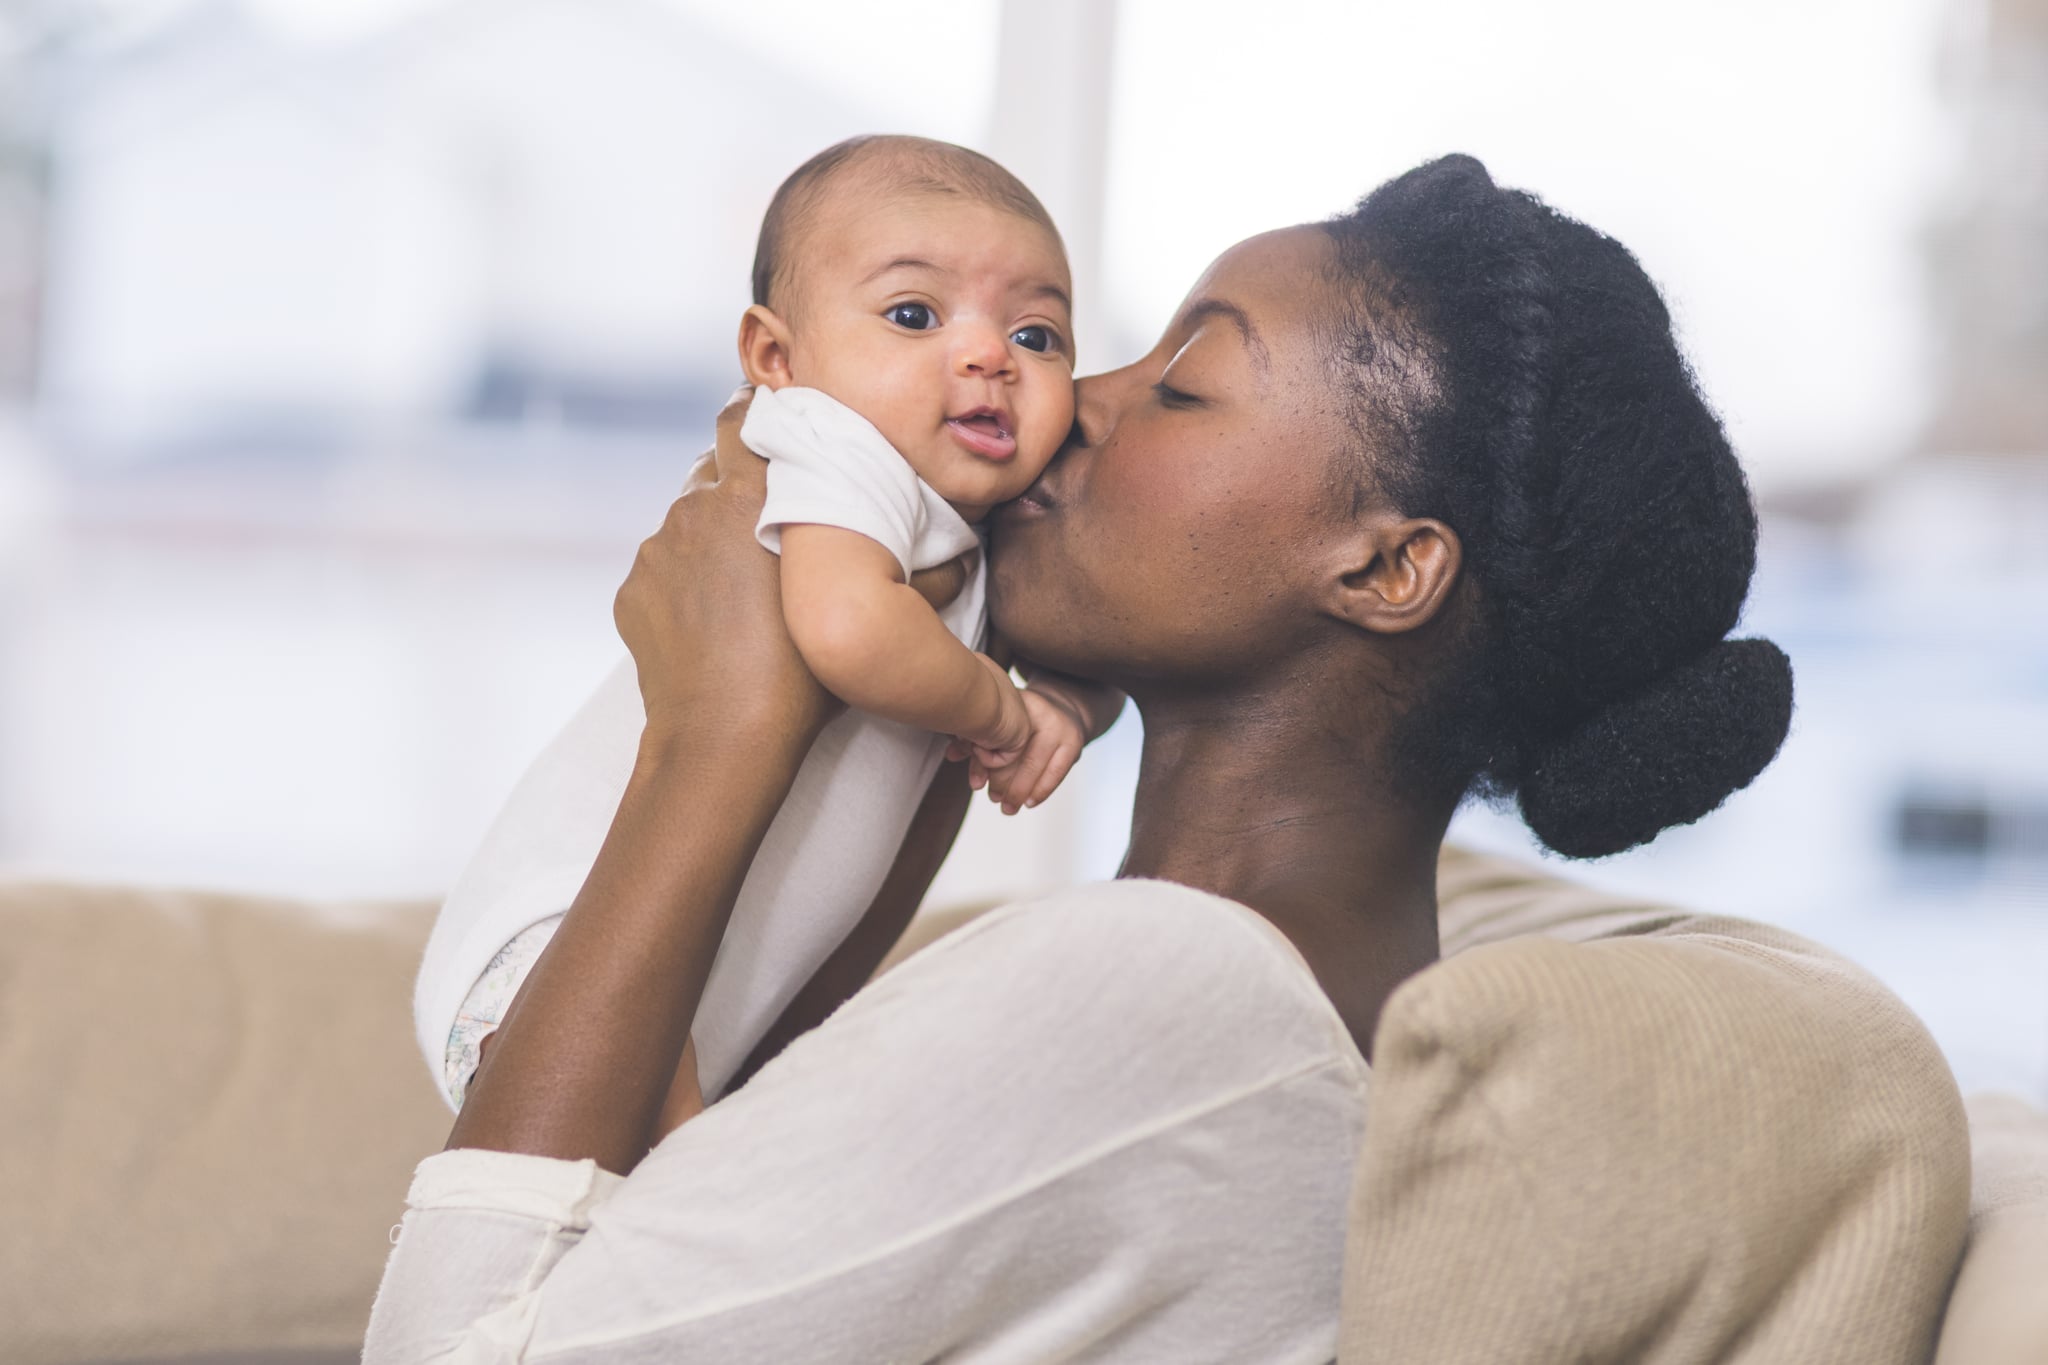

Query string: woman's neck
[1120,689,1449,1062]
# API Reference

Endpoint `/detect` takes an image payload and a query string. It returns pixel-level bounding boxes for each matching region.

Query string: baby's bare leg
[445,915,561,1108]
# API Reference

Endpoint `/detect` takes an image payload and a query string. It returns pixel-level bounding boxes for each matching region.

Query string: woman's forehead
[1158,226,1340,391]
[1176,226,1337,343]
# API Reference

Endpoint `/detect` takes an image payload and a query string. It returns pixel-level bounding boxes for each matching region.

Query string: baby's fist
[979,686,1088,815]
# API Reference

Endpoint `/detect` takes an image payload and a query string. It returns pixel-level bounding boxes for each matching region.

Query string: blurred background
[0,0,2040,1100]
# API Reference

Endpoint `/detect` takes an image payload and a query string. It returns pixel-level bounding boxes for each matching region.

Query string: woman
[365,155,1793,1362]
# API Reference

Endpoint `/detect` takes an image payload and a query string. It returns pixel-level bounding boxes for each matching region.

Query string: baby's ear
[737,305,797,389]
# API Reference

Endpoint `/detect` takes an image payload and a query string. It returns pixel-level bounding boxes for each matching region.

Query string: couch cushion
[1933,1091,2048,1364]
[1338,850,1971,1364]
[1435,842,1696,950]
[0,881,448,1365]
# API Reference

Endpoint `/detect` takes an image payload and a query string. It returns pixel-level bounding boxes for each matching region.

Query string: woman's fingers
[680,449,718,495]
[711,384,763,489]
[613,415,836,746]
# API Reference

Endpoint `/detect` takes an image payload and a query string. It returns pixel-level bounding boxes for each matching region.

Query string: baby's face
[767,195,1076,520]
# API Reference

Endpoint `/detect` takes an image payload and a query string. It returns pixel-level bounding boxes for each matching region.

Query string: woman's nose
[953,324,1015,380]
[1069,369,1124,449]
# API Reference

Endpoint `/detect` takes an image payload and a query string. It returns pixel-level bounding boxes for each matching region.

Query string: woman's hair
[1323,154,1794,858]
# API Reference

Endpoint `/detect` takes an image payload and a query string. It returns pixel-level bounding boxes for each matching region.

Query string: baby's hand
[957,653,1032,769]
[972,686,1088,815]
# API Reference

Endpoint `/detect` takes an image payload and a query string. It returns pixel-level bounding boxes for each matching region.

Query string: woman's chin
[986,524,1115,680]
[987,591,1086,679]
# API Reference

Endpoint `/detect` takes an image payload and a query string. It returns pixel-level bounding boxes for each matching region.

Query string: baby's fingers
[947,737,993,791]
[973,740,1025,771]
[969,749,1023,814]
[984,774,1026,816]
[1003,742,1059,813]
[984,730,1065,815]
[1026,733,1083,809]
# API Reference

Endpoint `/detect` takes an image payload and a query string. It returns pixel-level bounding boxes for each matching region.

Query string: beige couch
[0,848,2040,1364]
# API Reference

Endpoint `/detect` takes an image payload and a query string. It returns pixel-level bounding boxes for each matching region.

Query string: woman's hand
[615,387,835,757]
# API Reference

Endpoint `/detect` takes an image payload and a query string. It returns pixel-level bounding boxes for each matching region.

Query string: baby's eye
[885,302,937,330]
[1011,325,1061,354]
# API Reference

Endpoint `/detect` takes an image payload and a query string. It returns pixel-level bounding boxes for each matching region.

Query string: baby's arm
[780,523,1030,758]
[974,666,1127,814]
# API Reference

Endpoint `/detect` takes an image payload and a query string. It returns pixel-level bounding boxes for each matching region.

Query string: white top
[412,386,988,1105]
[366,879,1373,1364]
[744,383,982,580]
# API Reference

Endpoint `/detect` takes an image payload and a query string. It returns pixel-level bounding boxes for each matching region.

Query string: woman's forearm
[445,719,812,1174]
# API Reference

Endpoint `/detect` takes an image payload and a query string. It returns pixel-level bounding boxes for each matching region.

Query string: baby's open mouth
[946,410,1017,461]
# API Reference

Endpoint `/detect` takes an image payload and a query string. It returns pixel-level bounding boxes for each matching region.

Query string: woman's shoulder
[931,877,1309,971]
[879,878,1368,1084]
[605,881,1369,1365]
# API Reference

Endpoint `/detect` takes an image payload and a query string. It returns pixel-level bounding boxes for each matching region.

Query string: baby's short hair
[751,134,1063,314]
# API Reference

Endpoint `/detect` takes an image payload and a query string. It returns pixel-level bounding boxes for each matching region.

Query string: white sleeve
[744,384,930,579]
[364,881,1370,1364]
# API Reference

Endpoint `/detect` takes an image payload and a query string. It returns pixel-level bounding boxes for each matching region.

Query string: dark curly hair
[1323,154,1794,858]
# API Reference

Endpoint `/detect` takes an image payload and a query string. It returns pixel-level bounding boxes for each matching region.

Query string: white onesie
[412,385,987,1109]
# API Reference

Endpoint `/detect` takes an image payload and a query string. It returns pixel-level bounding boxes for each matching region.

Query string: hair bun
[1517,638,1794,858]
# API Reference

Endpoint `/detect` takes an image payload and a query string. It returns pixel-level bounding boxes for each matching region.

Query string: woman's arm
[370,880,1362,1365]
[446,391,837,1176]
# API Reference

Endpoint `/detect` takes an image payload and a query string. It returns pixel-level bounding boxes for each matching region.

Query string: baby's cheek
[1024,378,1076,464]
[1052,372,1078,430]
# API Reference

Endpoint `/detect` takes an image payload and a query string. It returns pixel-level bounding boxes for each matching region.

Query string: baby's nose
[953,325,1014,378]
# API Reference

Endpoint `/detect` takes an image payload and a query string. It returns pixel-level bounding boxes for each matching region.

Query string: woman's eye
[1011,325,1060,354]
[1153,380,1201,410]
[885,302,937,330]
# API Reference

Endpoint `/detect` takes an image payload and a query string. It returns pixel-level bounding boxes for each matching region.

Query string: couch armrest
[1934,1091,2048,1364]
[1338,901,1970,1364]
[0,881,448,1365]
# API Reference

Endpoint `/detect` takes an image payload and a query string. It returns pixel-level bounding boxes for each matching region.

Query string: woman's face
[987,225,1359,688]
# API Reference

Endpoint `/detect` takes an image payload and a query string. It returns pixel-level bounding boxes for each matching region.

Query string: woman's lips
[945,414,1017,461]
[995,483,1054,521]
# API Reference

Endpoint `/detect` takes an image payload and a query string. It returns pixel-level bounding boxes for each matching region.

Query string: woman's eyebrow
[1180,298,1269,374]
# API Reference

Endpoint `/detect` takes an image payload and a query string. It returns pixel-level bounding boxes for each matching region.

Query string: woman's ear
[737,305,797,389]
[1321,514,1462,635]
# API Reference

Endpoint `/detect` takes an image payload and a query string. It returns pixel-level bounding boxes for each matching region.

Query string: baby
[412,136,1122,1114]
[738,135,1117,806]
